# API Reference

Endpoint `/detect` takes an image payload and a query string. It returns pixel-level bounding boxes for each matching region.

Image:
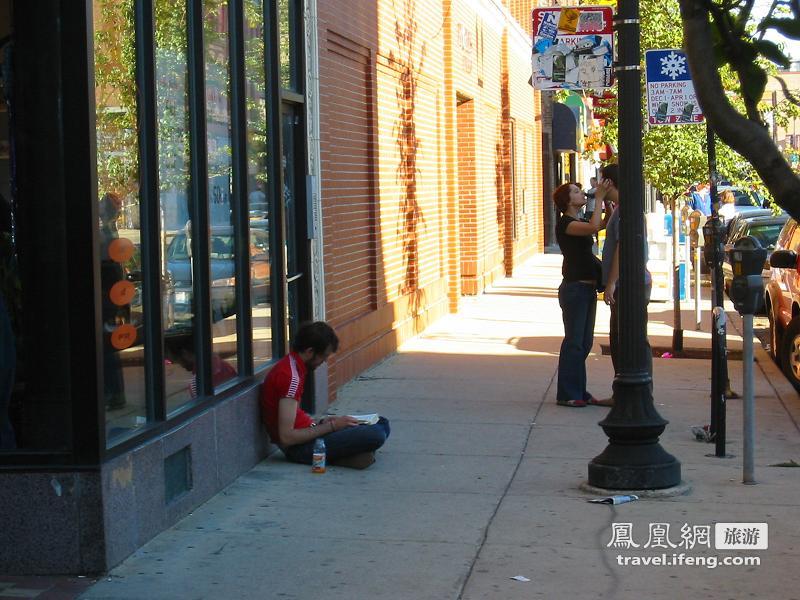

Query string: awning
[552,102,579,152]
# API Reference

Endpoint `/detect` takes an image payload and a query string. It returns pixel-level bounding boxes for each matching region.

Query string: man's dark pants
[609,285,653,379]
[283,417,391,464]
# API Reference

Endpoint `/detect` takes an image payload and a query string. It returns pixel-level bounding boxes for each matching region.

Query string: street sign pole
[588,0,681,491]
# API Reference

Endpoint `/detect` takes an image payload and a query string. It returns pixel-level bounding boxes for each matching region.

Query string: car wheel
[780,317,800,391]
[768,303,781,365]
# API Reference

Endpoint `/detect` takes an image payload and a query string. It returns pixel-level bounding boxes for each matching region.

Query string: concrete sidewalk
[81,254,800,600]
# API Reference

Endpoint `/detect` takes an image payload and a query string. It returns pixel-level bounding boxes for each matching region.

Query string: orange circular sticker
[110,324,137,350]
[108,238,135,263]
[109,280,135,306]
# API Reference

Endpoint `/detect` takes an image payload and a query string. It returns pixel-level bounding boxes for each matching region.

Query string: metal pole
[672,198,683,351]
[684,224,691,302]
[588,0,680,490]
[743,313,756,483]
[694,246,701,330]
[707,126,727,456]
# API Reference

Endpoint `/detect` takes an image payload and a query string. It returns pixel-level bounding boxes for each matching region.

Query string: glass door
[281,105,307,342]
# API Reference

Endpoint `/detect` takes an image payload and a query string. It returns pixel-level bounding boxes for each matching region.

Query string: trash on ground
[510,576,531,582]
[661,352,673,358]
[769,459,800,467]
[588,494,639,505]
[691,424,713,442]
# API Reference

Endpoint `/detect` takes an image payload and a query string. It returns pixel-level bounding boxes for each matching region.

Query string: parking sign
[645,49,704,125]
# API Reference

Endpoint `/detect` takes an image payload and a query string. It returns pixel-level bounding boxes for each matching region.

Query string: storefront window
[94,0,149,441]
[244,0,273,367]
[155,0,196,413]
[278,0,300,92]
[0,1,18,452]
[88,0,288,449]
[205,0,239,391]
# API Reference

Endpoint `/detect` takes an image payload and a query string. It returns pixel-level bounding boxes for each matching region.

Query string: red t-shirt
[260,352,313,445]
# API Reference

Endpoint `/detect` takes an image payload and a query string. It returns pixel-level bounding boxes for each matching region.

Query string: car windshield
[733,190,762,207]
[748,223,784,248]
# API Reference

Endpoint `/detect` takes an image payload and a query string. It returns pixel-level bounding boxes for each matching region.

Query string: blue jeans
[557,281,597,402]
[283,417,391,465]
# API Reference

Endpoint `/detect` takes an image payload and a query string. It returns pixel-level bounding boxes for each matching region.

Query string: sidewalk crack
[455,367,556,599]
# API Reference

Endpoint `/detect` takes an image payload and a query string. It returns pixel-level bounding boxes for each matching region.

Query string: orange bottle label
[312,452,326,473]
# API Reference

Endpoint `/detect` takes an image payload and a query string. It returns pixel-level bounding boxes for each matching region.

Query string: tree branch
[680,0,800,220]
[775,75,800,106]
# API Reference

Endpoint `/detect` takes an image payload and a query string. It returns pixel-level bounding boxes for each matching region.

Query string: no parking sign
[645,49,705,125]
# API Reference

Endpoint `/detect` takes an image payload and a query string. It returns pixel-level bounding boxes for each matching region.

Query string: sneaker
[332,451,376,469]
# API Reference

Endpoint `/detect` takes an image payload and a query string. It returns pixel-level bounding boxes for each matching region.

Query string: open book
[349,413,380,425]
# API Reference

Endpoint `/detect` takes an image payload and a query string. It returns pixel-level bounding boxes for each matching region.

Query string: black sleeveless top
[555,215,602,282]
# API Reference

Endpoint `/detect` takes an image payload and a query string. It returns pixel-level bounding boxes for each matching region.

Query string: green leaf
[758,17,800,40]
[752,39,791,69]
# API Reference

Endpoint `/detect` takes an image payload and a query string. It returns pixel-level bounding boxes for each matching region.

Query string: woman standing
[553,182,609,407]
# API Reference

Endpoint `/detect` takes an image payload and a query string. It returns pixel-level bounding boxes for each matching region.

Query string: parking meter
[726,236,768,315]
[703,217,725,268]
[688,210,702,249]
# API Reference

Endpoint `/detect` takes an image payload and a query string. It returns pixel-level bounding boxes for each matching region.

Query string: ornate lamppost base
[588,372,682,490]
[588,443,682,490]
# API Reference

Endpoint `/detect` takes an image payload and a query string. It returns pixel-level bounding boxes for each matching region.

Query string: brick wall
[317,0,544,395]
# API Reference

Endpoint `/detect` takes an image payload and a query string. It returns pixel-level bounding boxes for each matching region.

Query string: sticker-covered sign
[531,6,614,90]
[645,49,704,125]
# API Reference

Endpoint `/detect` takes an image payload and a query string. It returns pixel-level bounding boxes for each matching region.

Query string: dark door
[281,105,309,342]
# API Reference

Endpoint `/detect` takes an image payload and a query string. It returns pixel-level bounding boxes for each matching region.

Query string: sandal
[557,399,587,408]
[586,396,614,407]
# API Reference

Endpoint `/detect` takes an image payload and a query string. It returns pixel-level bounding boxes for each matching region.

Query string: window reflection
[205,0,238,392]
[93,0,148,443]
[155,0,195,413]
[278,0,299,91]
[244,0,273,366]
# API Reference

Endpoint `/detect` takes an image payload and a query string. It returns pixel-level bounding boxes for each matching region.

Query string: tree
[587,0,765,205]
[679,0,800,220]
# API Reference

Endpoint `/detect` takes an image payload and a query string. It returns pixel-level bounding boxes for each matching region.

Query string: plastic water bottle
[312,437,326,474]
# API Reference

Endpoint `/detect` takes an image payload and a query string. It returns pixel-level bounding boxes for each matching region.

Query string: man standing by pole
[600,163,652,389]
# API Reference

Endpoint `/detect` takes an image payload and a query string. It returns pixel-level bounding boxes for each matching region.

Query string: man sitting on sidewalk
[261,321,390,469]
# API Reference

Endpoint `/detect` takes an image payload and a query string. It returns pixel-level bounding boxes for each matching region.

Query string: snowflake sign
[645,49,704,125]
[659,51,687,80]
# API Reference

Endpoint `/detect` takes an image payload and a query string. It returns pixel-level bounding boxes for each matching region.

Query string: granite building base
[0,384,269,574]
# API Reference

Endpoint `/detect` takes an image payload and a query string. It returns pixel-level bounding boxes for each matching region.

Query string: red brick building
[317,0,544,392]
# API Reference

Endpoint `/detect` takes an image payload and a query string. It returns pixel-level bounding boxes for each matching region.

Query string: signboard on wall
[531,6,614,90]
[645,49,705,125]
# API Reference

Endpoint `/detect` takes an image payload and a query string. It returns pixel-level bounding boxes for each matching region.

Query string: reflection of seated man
[165,332,237,398]
[260,321,390,469]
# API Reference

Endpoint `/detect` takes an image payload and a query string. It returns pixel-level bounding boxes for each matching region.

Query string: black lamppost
[588,0,681,489]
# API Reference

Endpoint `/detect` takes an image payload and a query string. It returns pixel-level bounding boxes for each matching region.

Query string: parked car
[722,213,788,313]
[717,186,770,221]
[166,228,271,324]
[764,217,800,390]
[722,209,773,239]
